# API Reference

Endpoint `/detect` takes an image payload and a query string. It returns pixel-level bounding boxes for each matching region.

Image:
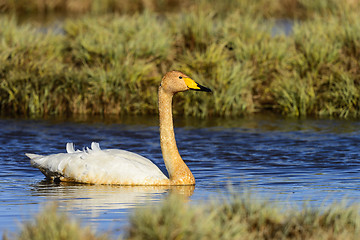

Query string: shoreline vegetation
[5,195,360,240]
[1,0,360,118]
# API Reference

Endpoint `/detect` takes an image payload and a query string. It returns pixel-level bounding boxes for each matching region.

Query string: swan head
[160,71,212,94]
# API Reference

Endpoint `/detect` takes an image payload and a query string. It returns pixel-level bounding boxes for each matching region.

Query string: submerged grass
[6,195,360,240]
[1,0,360,118]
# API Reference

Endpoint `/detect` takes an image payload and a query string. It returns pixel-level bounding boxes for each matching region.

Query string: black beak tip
[196,84,212,93]
[203,86,212,92]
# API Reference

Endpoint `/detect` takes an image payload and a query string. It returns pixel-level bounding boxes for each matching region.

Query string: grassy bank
[1,0,360,118]
[5,195,360,240]
[1,0,360,19]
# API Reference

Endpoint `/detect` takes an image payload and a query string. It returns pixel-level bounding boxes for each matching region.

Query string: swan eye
[179,76,183,79]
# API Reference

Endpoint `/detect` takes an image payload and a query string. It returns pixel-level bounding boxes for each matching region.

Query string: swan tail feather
[25,153,43,160]
[66,142,76,153]
[25,153,65,180]
[25,153,45,170]
[91,142,101,151]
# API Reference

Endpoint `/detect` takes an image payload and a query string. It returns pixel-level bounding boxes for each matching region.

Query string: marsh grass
[272,71,316,116]
[0,17,66,116]
[2,0,360,19]
[270,14,360,118]
[7,195,360,240]
[128,194,360,240]
[1,1,360,118]
[9,204,108,240]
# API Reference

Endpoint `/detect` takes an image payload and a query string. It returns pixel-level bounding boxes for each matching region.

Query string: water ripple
[1,116,360,236]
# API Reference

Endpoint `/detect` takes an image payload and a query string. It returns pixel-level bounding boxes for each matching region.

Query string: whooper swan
[26,71,211,185]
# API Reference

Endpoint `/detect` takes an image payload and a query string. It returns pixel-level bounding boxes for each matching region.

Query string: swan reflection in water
[31,180,195,217]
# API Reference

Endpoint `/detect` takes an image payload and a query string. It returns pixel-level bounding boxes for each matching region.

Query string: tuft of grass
[127,194,360,240]
[0,16,66,116]
[271,14,360,118]
[12,204,108,240]
[318,71,360,118]
[169,9,219,52]
[271,71,316,117]
[64,12,171,66]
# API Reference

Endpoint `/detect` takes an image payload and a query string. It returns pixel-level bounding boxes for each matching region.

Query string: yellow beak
[184,77,212,92]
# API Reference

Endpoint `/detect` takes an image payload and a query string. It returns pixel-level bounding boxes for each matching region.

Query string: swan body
[27,142,169,185]
[26,71,211,185]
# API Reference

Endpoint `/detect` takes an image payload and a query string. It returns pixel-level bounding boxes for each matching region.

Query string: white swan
[26,71,211,185]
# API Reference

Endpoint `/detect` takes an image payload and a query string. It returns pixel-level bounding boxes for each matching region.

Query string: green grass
[128,194,360,240]
[6,195,360,240]
[1,0,360,118]
[2,0,360,19]
[6,204,108,240]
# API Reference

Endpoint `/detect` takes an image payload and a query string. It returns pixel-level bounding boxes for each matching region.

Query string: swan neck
[158,87,195,185]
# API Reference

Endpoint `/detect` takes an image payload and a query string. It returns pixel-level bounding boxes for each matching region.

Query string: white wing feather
[26,142,168,185]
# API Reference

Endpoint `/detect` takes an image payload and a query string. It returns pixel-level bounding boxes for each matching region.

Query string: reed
[6,194,360,240]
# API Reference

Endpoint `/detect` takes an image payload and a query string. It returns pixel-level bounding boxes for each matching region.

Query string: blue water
[1,115,360,237]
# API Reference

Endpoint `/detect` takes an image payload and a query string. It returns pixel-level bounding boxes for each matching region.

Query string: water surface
[1,115,360,236]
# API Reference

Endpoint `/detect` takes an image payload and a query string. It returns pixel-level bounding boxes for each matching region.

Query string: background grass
[1,0,360,118]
